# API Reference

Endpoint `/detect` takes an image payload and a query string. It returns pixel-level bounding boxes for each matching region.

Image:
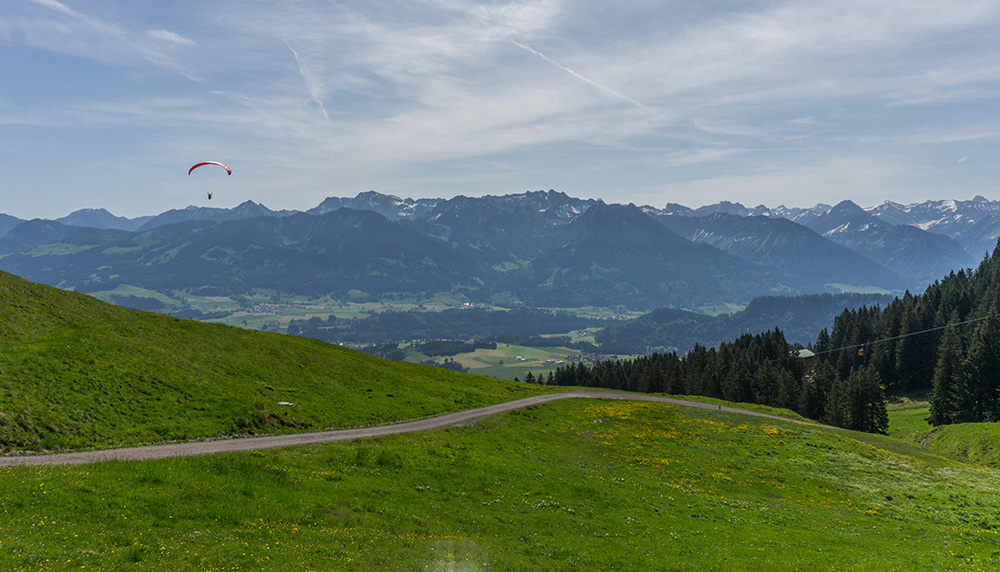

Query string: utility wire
[808,314,994,358]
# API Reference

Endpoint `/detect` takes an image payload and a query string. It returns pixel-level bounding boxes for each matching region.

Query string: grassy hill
[0,271,549,453]
[888,396,1000,469]
[3,397,1000,570]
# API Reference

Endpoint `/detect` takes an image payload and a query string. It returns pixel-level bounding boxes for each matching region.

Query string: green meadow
[4,398,1000,571]
[886,396,936,445]
[6,270,1000,570]
[0,272,549,453]
[888,397,1000,470]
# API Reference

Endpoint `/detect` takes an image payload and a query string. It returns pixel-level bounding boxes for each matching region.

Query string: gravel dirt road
[0,391,822,467]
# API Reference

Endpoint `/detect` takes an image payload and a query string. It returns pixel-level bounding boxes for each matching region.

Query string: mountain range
[0,190,990,312]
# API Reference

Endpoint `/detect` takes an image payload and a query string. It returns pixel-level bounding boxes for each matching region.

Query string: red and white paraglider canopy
[188,162,231,200]
[188,161,232,175]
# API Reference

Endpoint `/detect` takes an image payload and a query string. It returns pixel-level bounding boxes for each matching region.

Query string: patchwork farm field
[3,398,999,571]
[437,342,592,380]
[417,334,634,381]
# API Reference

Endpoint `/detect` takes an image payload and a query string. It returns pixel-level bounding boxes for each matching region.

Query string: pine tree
[799,360,835,422]
[870,298,904,391]
[637,359,664,393]
[751,362,780,407]
[928,318,968,426]
[824,374,852,429]
[814,328,831,354]
[848,365,889,434]
[775,368,799,411]
[684,344,709,395]
[909,296,946,391]
[962,314,1000,422]
[722,354,753,403]
[703,349,723,398]
[553,365,574,386]
[895,304,932,391]
[664,354,684,394]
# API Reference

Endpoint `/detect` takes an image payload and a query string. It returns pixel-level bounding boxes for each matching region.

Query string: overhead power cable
[809,314,994,358]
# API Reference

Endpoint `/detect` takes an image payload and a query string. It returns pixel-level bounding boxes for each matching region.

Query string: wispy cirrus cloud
[646,155,913,209]
[147,29,197,47]
[508,38,664,120]
[172,0,1000,207]
[21,0,199,79]
[662,148,748,167]
[29,0,88,21]
[5,0,1000,218]
[283,39,330,122]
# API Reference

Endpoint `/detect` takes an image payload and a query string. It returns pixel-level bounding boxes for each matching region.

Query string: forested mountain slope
[505,203,785,308]
[0,201,868,312]
[0,209,484,298]
[597,293,894,354]
[800,200,976,288]
[657,212,905,292]
[1,191,986,314]
[816,242,1000,425]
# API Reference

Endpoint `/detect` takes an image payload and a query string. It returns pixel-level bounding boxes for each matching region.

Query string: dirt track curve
[0,391,823,467]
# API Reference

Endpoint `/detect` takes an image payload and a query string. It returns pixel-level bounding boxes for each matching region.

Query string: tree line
[550,327,888,433]
[817,242,1000,426]
[549,243,1000,433]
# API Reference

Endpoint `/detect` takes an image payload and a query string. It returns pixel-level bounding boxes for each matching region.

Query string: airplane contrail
[509,38,658,117]
[284,39,331,122]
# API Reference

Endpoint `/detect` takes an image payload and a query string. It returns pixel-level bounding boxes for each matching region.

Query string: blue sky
[3,0,1000,219]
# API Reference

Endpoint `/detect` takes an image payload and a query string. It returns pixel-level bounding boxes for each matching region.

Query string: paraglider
[188,161,231,200]
[188,161,232,176]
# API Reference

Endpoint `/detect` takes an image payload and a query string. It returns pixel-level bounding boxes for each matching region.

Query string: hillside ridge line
[0,391,822,467]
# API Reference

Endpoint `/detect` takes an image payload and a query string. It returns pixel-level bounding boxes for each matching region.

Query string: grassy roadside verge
[3,398,999,570]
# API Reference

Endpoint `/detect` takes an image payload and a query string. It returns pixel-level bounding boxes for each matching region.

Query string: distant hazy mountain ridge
[795,200,977,288]
[0,191,992,311]
[866,196,1000,257]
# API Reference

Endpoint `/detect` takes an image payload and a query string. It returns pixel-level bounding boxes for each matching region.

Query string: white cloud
[29,0,83,19]
[692,119,759,137]
[508,39,663,120]
[662,148,747,167]
[426,0,563,38]
[7,0,1000,217]
[22,0,199,79]
[166,1,1000,207]
[147,29,197,47]
[645,156,912,209]
[283,39,330,122]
